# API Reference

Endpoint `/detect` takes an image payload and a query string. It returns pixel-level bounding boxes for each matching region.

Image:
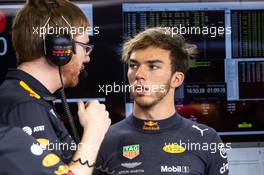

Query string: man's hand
[77,100,111,140]
[69,101,111,175]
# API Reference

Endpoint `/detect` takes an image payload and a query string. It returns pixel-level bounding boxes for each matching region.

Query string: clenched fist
[77,100,111,140]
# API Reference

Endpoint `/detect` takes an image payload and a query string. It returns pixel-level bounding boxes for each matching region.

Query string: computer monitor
[123,2,264,141]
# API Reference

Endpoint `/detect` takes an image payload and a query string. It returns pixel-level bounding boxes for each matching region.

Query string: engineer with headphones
[0,0,111,174]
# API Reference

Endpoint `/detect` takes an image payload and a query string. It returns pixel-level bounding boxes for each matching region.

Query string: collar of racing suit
[128,112,183,134]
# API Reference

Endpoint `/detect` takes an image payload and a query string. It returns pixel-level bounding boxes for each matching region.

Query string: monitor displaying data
[123,2,264,139]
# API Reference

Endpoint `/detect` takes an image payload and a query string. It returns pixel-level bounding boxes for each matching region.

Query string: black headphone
[43,1,76,67]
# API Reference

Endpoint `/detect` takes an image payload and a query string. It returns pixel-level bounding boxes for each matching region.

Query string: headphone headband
[45,0,59,8]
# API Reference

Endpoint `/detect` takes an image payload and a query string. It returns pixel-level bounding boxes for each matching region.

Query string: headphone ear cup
[44,34,74,66]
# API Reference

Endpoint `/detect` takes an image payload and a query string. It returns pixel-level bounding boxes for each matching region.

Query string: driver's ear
[170,71,184,88]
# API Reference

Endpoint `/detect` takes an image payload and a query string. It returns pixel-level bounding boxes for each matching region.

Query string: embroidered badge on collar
[143,121,160,131]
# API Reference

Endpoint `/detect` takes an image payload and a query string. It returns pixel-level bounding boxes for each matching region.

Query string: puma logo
[192,125,208,136]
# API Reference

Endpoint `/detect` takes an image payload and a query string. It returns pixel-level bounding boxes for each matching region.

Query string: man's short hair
[122,27,197,74]
[12,0,89,64]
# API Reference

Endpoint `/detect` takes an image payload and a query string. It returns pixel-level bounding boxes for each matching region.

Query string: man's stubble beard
[133,79,171,109]
[61,64,80,88]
